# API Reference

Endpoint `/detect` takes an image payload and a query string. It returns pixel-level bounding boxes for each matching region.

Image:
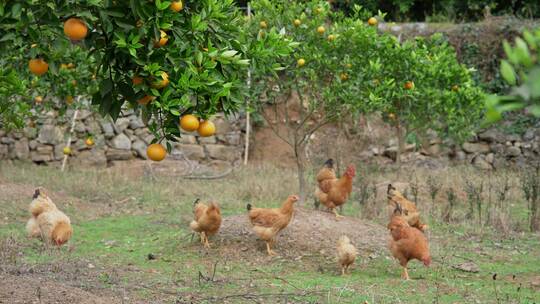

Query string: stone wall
[0,108,245,169]
[359,125,540,170]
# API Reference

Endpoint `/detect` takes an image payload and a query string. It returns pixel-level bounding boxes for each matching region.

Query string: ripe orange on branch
[317,26,325,35]
[170,1,183,12]
[137,95,155,105]
[180,114,200,132]
[404,81,415,90]
[368,17,378,26]
[147,143,167,161]
[197,120,216,137]
[64,18,88,41]
[28,58,49,76]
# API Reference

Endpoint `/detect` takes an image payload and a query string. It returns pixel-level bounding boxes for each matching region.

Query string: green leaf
[500,60,516,85]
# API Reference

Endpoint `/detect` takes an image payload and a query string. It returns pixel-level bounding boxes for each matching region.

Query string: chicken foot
[401,267,410,280]
[266,240,277,256]
[332,208,344,219]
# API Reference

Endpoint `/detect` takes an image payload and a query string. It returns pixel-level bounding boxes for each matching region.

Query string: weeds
[521,164,540,231]
[444,188,457,223]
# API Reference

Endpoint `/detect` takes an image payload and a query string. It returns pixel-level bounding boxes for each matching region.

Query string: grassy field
[0,161,539,303]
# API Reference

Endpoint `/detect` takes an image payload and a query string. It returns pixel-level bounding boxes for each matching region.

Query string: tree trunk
[294,142,308,205]
[395,121,405,166]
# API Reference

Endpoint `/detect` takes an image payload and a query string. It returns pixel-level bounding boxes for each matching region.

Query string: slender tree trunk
[395,121,404,166]
[295,142,307,205]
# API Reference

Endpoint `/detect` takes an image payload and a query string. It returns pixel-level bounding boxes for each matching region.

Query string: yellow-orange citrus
[340,73,349,81]
[404,81,415,90]
[66,96,74,105]
[297,58,306,67]
[34,96,43,104]
[327,34,335,41]
[180,114,200,132]
[317,26,325,35]
[132,76,144,85]
[293,19,301,27]
[155,30,168,47]
[63,18,88,41]
[170,1,183,12]
[137,95,155,105]
[63,147,72,155]
[151,72,169,89]
[147,143,167,161]
[368,17,378,26]
[197,121,216,137]
[28,58,49,76]
[85,137,94,146]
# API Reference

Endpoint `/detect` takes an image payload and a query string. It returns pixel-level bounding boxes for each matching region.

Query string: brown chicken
[388,203,431,280]
[247,194,299,256]
[315,163,355,219]
[387,184,428,232]
[26,188,73,246]
[189,199,222,248]
[336,235,358,275]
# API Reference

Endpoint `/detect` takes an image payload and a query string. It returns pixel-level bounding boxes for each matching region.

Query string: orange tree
[1,0,285,152]
[374,34,485,164]
[246,0,381,201]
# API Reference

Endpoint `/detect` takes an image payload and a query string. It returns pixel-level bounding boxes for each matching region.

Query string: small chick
[336,235,358,275]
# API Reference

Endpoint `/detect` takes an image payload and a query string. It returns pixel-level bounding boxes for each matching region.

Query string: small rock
[113,118,131,134]
[506,146,521,157]
[106,149,134,161]
[87,263,95,269]
[38,125,64,145]
[100,121,115,138]
[147,253,157,260]
[129,116,146,129]
[462,142,490,154]
[205,144,239,162]
[173,144,206,160]
[472,155,492,170]
[132,140,147,159]
[453,262,479,273]
[110,133,131,150]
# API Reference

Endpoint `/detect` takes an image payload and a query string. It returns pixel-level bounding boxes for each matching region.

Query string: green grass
[1,162,540,303]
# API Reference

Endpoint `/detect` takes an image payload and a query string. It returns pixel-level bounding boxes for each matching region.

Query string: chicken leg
[402,267,410,280]
[266,240,277,256]
[332,208,344,219]
[199,232,206,244]
[203,235,210,248]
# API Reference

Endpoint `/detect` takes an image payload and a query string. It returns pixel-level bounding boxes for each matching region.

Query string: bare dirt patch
[0,273,120,304]
[216,208,388,260]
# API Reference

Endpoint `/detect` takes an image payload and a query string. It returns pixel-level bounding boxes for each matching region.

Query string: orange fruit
[28,58,49,76]
[155,30,168,47]
[452,85,459,92]
[132,76,143,85]
[60,63,69,69]
[71,80,77,86]
[66,96,74,105]
[137,95,155,105]
[147,143,167,161]
[404,81,415,90]
[180,114,200,132]
[67,63,75,69]
[85,137,94,146]
[197,120,216,137]
[63,18,88,41]
[151,72,169,89]
[368,17,378,26]
[317,26,325,35]
[297,58,306,67]
[388,113,396,120]
[170,1,183,12]
[315,7,323,14]
[260,21,268,29]
[293,19,301,27]
[340,73,349,81]
[34,96,43,104]
[63,147,72,155]
[345,63,352,69]
[327,34,335,42]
